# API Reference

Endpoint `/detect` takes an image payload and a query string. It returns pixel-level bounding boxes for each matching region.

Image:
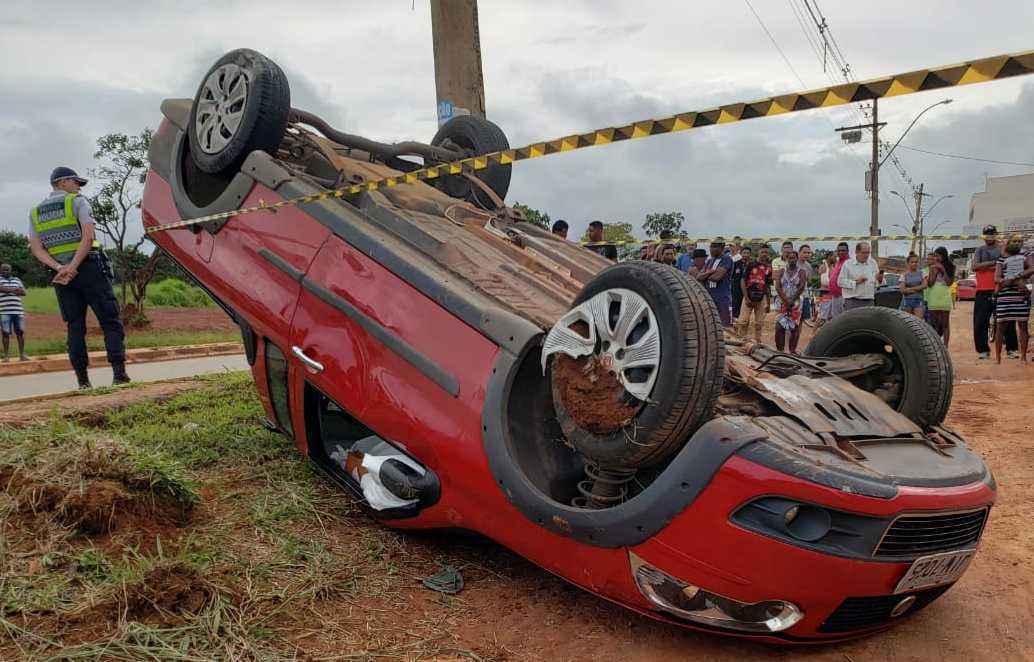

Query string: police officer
[28,167,130,389]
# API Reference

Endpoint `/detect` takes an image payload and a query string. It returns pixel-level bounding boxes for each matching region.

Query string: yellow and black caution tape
[147,49,1034,235]
[582,234,993,246]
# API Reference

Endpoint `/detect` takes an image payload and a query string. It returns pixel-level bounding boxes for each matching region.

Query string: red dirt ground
[26,307,237,341]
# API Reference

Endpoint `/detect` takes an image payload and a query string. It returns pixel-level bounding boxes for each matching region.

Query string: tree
[89,129,154,323]
[642,211,685,238]
[511,202,551,229]
[0,230,51,287]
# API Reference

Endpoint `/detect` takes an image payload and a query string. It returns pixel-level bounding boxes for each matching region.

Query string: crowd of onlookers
[556,219,1032,363]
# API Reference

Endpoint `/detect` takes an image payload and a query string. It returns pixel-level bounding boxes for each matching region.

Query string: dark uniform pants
[54,255,126,372]
[974,290,1017,354]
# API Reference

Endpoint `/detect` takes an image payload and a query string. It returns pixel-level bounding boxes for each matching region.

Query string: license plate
[894,549,975,594]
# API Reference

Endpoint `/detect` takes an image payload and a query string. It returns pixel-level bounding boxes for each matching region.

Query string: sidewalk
[0,342,244,377]
[0,354,248,401]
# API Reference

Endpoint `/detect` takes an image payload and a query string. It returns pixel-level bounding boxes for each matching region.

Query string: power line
[743,0,878,182]
[897,144,1034,167]
[742,0,860,149]
[790,0,916,191]
[743,0,808,89]
[786,0,912,191]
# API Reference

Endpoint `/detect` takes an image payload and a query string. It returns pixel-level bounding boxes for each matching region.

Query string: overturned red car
[141,49,994,642]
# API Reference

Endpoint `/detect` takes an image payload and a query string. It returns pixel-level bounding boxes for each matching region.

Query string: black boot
[112,362,131,386]
[75,367,91,390]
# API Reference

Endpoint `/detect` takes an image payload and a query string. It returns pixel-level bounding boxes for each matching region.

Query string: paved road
[0,354,249,402]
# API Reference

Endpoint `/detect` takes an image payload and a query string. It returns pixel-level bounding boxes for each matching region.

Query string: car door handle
[291,346,324,373]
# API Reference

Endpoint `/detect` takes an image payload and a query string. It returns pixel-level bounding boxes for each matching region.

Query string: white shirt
[837,258,880,300]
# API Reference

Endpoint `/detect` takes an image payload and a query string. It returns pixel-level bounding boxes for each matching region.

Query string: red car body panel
[143,113,995,642]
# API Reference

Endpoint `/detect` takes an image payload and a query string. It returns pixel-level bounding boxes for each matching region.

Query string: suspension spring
[572,462,636,509]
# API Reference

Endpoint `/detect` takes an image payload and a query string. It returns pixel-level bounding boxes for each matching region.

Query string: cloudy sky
[2,0,1033,251]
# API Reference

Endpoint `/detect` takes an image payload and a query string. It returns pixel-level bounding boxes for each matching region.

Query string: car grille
[875,509,988,558]
[819,584,952,633]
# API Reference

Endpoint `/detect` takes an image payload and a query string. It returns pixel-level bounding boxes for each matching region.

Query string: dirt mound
[70,410,109,428]
[0,465,66,512]
[1,461,195,537]
[551,354,639,434]
[59,479,193,535]
[124,563,212,619]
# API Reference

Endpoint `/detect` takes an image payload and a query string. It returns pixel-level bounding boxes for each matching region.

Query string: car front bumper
[625,455,995,641]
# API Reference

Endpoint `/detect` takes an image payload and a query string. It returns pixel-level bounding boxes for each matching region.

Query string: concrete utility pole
[870,98,879,257]
[430,0,486,126]
[911,182,925,256]
[835,98,886,256]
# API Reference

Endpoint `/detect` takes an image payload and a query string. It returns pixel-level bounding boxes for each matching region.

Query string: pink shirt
[828,257,849,297]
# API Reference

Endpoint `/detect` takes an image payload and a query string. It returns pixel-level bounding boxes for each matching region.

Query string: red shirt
[828,256,849,297]
[972,244,1001,291]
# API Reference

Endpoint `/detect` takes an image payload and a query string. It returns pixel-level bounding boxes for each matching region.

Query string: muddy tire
[431,115,511,209]
[805,307,953,427]
[548,261,724,469]
[188,49,290,176]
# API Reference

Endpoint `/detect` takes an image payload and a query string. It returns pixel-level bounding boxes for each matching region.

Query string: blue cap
[50,166,87,186]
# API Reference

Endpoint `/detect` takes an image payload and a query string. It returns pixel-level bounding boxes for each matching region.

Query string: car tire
[805,306,953,427]
[548,261,725,469]
[430,115,511,209]
[188,49,291,176]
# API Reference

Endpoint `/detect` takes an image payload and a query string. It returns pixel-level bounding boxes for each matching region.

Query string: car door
[288,234,484,466]
[204,187,331,345]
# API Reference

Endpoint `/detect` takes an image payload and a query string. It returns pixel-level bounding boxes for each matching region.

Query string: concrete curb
[0,375,206,407]
[0,342,245,377]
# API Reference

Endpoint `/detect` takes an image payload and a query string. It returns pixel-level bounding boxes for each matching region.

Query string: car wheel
[804,306,953,427]
[188,49,291,176]
[541,261,724,470]
[430,115,511,209]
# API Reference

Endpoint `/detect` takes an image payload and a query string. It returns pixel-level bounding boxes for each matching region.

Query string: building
[964,172,1034,250]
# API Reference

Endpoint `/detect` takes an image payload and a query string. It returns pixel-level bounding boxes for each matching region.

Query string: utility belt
[92,251,115,280]
[57,251,114,281]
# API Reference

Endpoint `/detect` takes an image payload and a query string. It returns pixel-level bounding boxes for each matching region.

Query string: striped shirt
[0,276,26,315]
[995,253,1032,322]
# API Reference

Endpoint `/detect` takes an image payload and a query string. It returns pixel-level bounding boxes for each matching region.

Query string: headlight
[630,552,803,633]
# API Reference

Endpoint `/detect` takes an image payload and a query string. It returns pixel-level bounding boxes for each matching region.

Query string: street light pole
[912,183,924,256]
[879,98,954,168]
[890,190,916,224]
[836,98,952,259]
[923,219,954,257]
[909,187,954,257]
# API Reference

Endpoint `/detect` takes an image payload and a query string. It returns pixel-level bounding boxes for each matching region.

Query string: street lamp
[890,190,917,227]
[923,194,954,218]
[880,98,954,168]
[922,219,955,257]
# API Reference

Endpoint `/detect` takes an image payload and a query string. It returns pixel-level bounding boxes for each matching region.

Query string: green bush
[145,278,213,308]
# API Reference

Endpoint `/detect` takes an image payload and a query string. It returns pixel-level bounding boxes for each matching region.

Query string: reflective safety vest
[31,194,101,264]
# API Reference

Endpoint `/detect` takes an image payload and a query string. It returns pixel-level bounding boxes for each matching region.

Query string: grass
[21,287,60,315]
[21,329,240,357]
[22,279,213,316]
[0,372,502,659]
